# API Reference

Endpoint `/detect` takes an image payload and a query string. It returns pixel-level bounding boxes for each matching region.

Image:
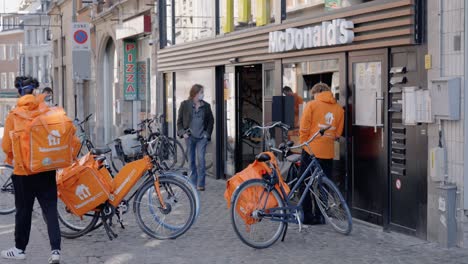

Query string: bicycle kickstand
[116,213,125,229]
[281,223,288,242]
[102,217,118,240]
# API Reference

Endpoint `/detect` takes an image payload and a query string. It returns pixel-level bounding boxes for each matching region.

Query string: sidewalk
[0,176,467,264]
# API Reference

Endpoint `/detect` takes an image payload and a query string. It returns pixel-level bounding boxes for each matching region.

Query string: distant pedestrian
[42,87,54,106]
[177,84,214,191]
[1,76,61,263]
[282,86,304,128]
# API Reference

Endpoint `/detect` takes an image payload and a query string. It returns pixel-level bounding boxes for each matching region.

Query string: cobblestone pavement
[1,176,468,264]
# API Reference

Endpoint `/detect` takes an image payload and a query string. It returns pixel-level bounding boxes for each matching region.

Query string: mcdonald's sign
[222,0,271,33]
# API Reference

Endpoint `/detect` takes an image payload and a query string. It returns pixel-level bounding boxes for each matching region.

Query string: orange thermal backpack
[10,104,80,174]
[224,152,290,226]
[56,153,113,216]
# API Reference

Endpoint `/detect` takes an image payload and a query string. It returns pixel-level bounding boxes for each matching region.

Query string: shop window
[165,0,215,46]
[173,68,216,174]
[286,0,376,19]
[220,0,276,34]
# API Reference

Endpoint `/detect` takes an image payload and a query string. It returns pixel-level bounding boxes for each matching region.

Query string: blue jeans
[186,137,208,188]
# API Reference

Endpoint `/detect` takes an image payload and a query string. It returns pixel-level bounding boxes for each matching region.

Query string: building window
[35,29,40,44]
[62,36,66,54]
[8,72,14,89]
[286,0,376,19]
[43,55,49,83]
[8,44,15,61]
[219,0,276,34]
[0,44,5,60]
[43,28,48,43]
[1,73,7,89]
[26,30,31,45]
[53,40,58,58]
[165,0,215,46]
[28,57,33,76]
[17,42,22,60]
[35,56,40,81]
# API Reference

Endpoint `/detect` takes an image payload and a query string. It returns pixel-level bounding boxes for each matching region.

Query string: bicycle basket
[117,134,141,158]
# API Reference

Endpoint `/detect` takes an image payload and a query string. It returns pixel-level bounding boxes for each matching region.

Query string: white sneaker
[1,247,26,260]
[48,250,60,264]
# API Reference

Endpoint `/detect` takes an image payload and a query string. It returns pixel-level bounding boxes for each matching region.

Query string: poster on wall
[124,40,138,100]
[354,61,382,127]
[325,0,342,10]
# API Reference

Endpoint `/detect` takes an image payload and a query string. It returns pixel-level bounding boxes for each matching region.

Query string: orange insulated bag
[57,154,113,216]
[109,156,153,207]
[11,105,79,174]
[224,152,289,226]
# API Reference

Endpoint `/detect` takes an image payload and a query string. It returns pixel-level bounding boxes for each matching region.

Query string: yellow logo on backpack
[10,104,80,174]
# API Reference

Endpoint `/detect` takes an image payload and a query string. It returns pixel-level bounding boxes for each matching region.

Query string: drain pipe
[464,0,468,212]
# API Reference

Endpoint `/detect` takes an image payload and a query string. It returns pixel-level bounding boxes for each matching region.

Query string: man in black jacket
[177,84,214,191]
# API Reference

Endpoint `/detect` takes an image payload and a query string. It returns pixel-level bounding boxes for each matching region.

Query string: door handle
[374,92,384,133]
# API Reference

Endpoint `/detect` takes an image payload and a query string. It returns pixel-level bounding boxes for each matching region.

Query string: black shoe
[303,215,325,226]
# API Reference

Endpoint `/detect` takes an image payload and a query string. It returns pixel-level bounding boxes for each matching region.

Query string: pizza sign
[124,41,137,100]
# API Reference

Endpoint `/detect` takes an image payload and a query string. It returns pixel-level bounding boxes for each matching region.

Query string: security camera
[148,39,157,46]
[228,57,238,64]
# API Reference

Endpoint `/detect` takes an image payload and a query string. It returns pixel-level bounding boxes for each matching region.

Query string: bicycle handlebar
[251,121,290,131]
[288,126,332,152]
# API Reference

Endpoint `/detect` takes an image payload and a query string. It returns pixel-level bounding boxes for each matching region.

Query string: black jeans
[12,171,61,251]
[298,150,333,222]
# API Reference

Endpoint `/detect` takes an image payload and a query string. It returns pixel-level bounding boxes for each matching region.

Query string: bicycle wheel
[312,176,352,235]
[231,179,286,249]
[133,176,196,239]
[57,199,100,239]
[0,165,15,215]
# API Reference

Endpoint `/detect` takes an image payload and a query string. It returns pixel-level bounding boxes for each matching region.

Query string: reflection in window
[282,59,340,145]
[220,0,275,33]
[166,0,215,46]
[286,0,375,19]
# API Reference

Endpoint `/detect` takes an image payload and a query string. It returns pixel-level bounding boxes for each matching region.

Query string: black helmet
[15,76,39,96]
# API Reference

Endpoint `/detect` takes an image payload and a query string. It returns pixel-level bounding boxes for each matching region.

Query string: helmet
[15,76,39,96]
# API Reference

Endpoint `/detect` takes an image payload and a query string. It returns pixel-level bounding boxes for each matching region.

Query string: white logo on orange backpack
[75,184,91,200]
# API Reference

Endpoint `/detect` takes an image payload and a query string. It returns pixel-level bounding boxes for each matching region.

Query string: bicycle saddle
[256,153,271,162]
[286,154,301,163]
[92,147,111,155]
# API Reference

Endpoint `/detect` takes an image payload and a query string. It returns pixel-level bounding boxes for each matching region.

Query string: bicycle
[110,114,186,172]
[230,127,352,249]
[0,164,14,214]
[243,121,291,171]
[58,133,197,241]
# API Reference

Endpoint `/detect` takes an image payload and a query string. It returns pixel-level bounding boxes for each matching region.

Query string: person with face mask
[177,84,214,191]
[42,87,53,106]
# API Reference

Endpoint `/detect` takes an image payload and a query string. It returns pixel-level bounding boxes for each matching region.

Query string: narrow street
[1,177,467,264]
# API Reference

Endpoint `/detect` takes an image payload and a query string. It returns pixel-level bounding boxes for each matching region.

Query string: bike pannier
[56,154,113,216]
[224,152,290,226]
[117,134,141,158]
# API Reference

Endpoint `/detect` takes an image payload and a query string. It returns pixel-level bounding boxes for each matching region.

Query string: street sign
[71,23,90,51]
[124,40,138,100]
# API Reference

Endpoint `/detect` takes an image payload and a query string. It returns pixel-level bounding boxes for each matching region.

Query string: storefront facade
[93,3,153,144]
[158,0,427,238]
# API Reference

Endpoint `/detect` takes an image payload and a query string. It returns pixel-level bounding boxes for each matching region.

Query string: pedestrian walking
[177,84,214,191]
[1,76,61,263]
[299,82,344,225]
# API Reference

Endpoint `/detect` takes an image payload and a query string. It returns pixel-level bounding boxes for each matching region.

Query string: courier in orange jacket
[299,85,344,159]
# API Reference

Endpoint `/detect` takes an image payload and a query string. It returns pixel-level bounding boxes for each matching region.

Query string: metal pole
[60,13,65,108]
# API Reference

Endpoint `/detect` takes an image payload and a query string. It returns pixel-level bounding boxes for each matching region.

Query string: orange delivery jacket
[299,91,344,159]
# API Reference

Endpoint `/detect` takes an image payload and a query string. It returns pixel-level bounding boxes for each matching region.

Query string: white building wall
[427,0,467,247]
